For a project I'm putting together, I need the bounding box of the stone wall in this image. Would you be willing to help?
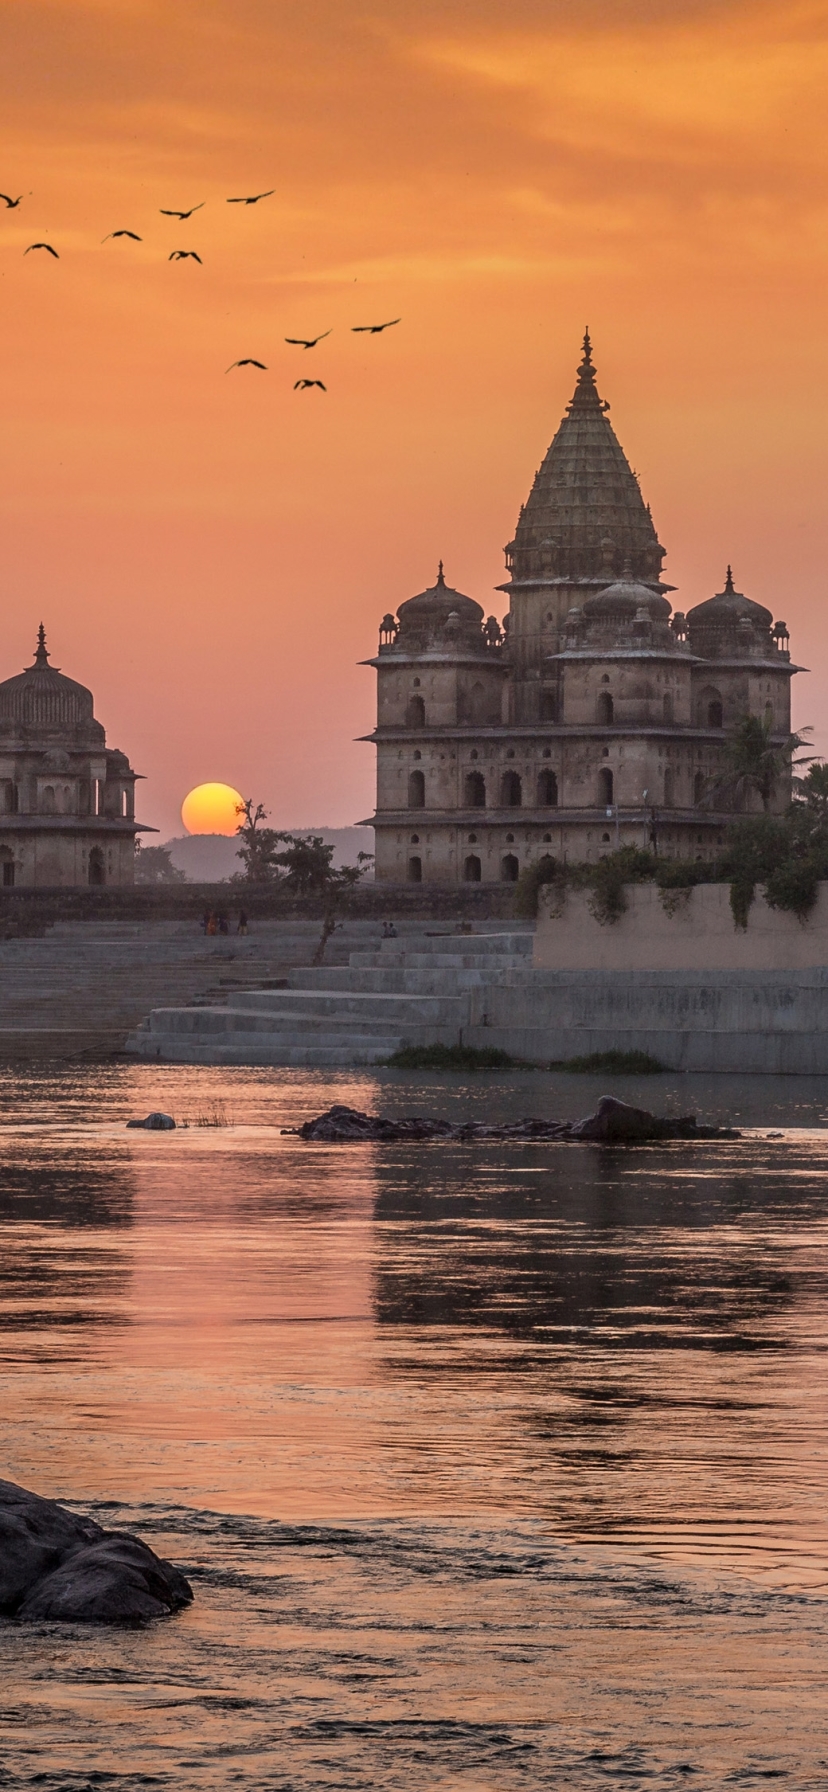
[534,880,828,971]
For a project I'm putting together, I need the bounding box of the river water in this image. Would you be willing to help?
[1,1064,827,1790]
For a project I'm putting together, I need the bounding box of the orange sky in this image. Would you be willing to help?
[1,0,827,839]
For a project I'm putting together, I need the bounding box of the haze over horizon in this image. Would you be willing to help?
[2,0,826,839]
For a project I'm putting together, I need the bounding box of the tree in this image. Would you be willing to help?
[233,798,284,883]
[134,842,187,884]
[793,760,828,821]
[709,715,811,814]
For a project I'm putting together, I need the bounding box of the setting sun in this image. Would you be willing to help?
[181,782,244,837]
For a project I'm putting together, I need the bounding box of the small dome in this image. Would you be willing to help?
[0,626,96,729]
[687,566,772,632]
[396,562,484,632]
[583,574,671,623]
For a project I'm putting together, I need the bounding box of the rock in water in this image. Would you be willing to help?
[126,1112,176,1130]
[285,1100,738,1144]
[0,1479,193,1623]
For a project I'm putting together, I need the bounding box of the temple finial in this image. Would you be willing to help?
[568,328,602,410]
[34,623,49,666]
[725,565,735,595]
[436,560,445,586]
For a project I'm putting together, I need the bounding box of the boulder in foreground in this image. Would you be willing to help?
[0,1479,193,1624]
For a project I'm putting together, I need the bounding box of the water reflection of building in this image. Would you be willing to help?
[363,334,798,884]
[0,626,147,886]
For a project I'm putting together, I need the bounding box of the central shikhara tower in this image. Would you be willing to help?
[362,334,797,885]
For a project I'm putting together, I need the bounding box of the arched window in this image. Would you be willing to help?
[406,694,425,727]
[663,768,674,807]
[694,771,706,805]
[597,690,614,725]
[501,854,519,883]
[464,771,486,808]
[42,785,56,814]
[537,769,558,807]
[500,770,522,807]
[0,846,14,888]
[407,770,425,808]
[663,692,674,722]
[598,766,614,806]
[540,692,556,722]
[88,847,105,886]
[463,854,482,882]
[407,856,422,883]
[699,686,724,729]
[0,780,17,815]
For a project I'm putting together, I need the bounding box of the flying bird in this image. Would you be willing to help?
[160,203,204,220]
[24,242,58,257]
[285,330,332,349]
[169,250,202,262]
[226,189,274,205]
[294,379,326,391]
[0,193,23,209]
[352,318,400,333]
[102,230,142,242]
[226,359,267,372]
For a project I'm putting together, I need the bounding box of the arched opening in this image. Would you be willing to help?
[1,781,17,815]
[407,770,425,808]
[501,853,519,883]
[463,854,482,882]
[663,692,674,722]
[464,771,486,808]
[537,769,558,807]
[693,771,706,805]
[468,681,488,723]
[41,785,56,814]
[598,767,614,806]
[0,847,14,888]
[406,694,425,727]
[597,690,614,725]
[500,770,522,807]
[663,768,675,807]
[540,692,556,722]
[88,847,105,887]
[407,855,422,883]
[699,686,724,729]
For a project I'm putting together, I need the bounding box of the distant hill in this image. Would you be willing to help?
[163,828,375,883]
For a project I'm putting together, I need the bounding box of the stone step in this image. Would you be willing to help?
[228,988,467,1023]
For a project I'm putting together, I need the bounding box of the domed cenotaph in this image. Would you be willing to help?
[361,333,799,886]
[0,626,147,887]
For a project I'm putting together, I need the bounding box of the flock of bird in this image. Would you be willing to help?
[2,186,401,392]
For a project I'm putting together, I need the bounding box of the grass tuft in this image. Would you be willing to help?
[548,1050,667,1074]
[385,1044,521,1071]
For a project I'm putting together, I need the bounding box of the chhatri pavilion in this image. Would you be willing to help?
[361,333,798,886]
[0,626,146,887]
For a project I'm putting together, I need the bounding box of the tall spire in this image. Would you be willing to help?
[34,623,49,667]
[436,560,445,586]
[724,565,735,595]
[506,332,665,587]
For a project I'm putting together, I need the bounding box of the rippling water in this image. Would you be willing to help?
[1,1064,827,1789]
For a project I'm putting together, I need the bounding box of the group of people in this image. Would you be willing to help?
[381,919,398,938]
[200,910,249,936]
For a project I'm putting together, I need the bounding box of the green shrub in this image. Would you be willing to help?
[384,1044,522,1070]
[548,1049,667,1074]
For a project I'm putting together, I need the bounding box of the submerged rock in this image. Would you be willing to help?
[126,1112,176,1130]
[0,1479,193,1624]
[285,1099,739,1144]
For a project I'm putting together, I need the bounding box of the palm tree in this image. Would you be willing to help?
[706,715,811,814]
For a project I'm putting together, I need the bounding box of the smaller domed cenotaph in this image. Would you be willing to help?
[0,626,148,887]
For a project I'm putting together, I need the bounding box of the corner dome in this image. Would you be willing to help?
[687,566,772,632]
[0,626,96,729]
[396,563,483,630]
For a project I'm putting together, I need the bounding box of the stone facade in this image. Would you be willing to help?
[0,626,147,887]
[362,334,797,885]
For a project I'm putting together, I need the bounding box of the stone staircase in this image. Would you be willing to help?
[125,927,535,1065]
[0,918,399,1058]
